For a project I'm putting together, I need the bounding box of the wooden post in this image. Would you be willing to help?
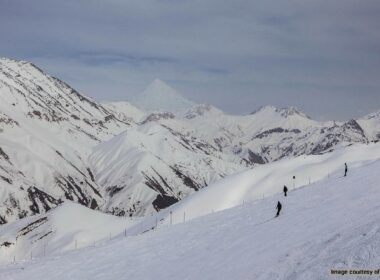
[170,211,173,225]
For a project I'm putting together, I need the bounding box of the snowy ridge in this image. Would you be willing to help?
[147,104,373,164]
[1,146,380,279]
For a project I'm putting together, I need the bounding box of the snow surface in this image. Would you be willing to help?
[0,202,137,265]
[1,146,380,279]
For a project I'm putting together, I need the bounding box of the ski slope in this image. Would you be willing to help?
[1,148,380,279]
[136,142,380,229]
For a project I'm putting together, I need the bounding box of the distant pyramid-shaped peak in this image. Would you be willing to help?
[131,79,196,113]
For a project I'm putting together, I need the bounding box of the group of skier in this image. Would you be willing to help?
[275,163,348,218]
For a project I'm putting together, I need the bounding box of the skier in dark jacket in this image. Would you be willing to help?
[275,201,282,217]
[283,185,288,197]
[344,163,348,177]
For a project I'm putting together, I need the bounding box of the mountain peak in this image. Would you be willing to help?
[130,79,196,113]
[184,104,224,119]
[250,105,311,119]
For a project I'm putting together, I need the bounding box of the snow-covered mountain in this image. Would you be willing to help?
[357,110,380,141]
[0,58,246,223]
[145,104,373,164]
[1,57,380,225]
[88,122,245,216]
[0,58,130,223]
[130,79,196,113]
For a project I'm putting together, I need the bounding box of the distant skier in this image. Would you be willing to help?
[275,201,282,217]
[344,163,348,177]
[283,185,288,197]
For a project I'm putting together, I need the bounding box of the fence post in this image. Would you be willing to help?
[170,211,173,225]
[31,251,33,260]
[13,256,15,264]
[183,212,186,223]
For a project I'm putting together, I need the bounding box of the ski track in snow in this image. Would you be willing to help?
[1,159,380,279]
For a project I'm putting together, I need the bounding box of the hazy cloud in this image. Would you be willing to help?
[0,0,379,120]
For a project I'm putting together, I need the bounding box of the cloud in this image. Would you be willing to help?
[0,0,379,120]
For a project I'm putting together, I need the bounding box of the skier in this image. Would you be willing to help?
[283,185,288,197]
[344,163,348,177]
[275,201,282,217]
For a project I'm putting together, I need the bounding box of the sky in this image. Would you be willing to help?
[0,0,379,120]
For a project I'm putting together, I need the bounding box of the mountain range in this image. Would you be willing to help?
[0,57,379,224]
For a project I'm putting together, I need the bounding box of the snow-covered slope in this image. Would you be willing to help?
[130,79,196,113]
[2,151,380,279]
[102,101,146,123]
[88,122,246,216]
[357,110,380,141]
[154,142,380,224]
[0,202,136,264]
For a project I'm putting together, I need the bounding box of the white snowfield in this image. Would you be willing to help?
[1,143,380,279]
